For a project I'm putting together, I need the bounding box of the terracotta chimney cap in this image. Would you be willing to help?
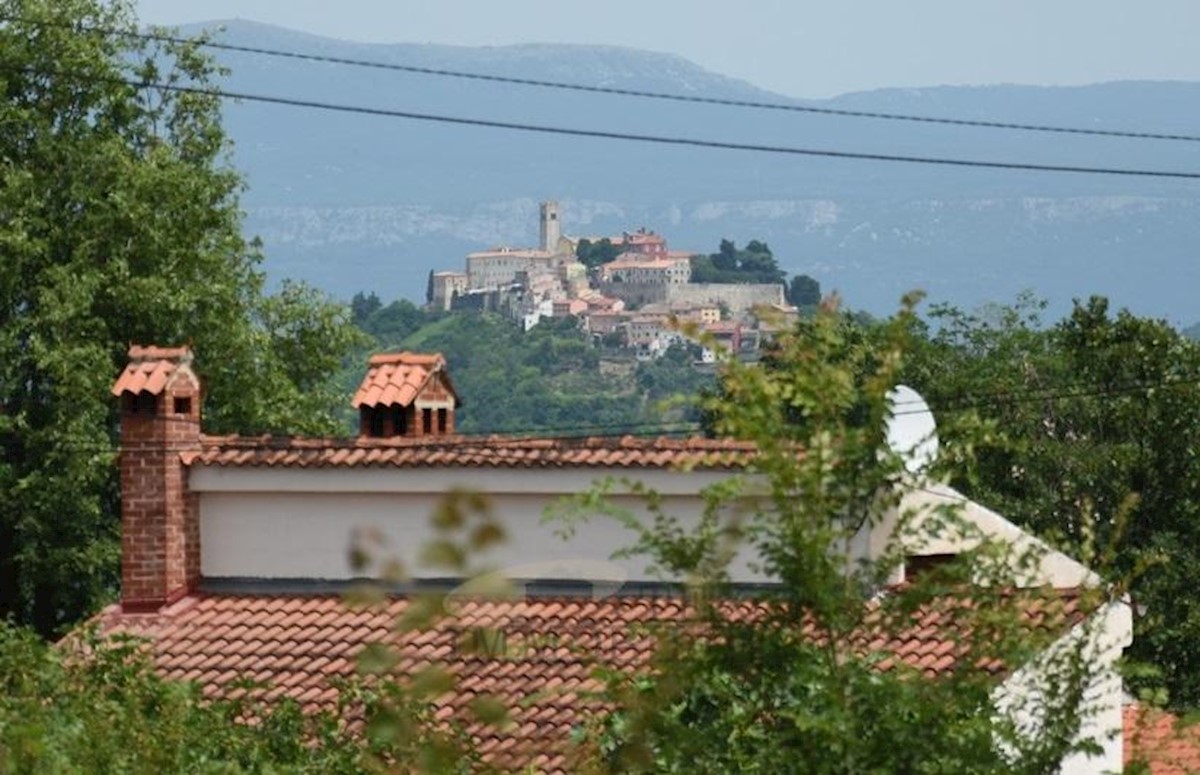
[353,351,457,409]
[112,344,197,397]
[366,351,445,368]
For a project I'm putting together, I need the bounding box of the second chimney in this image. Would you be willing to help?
[352,352,460,438]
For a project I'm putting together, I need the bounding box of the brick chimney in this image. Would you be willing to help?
[353,352,459,438]
[112,345,202,612]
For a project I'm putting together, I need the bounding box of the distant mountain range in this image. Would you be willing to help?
[184,20,1200,324]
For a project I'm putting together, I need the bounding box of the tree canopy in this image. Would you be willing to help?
[350,302,711,435]
[0,0,362,635]
[689,238,786,285]
[900,295,1200,710]
[546,296,1116,772]
[576,238,622,268]
[787,273,822,308]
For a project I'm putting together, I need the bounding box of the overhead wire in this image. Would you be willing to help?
[4,13,1200,144]
[891,370,1200,416]
[1,21,1198,177]
[82,76,1200,180]
[41,366,1196,454]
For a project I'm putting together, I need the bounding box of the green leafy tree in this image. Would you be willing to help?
[556,296,1115,772]
[0,621,372,773]
[787,273,822,308]
[576,238,622,268]
[712,238,739,271]
[0,0,363,635]
[690,238,786,285]
[903,295,1200,709]
[351,290,383,326]
[0,617,493,773]
[358,298,434,344]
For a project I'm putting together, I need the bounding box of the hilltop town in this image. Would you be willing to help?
[426,202,805,360]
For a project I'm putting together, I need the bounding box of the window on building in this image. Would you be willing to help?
[904,553,959,582]
[422,408,432,434]
[123,392,158,415]
[369,408,385,437]
[437,408,448,433]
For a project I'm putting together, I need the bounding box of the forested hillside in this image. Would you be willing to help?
[346,295,713,435]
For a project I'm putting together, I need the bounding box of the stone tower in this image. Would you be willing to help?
[539,200,561,252]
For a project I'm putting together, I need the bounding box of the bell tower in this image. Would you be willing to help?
[539,200,561,252]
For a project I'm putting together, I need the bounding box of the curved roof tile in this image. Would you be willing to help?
[190,434,758,471]
[97,590,1085,774]
[352,351,459,409]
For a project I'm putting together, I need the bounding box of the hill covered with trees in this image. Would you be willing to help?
[347,295,713,436]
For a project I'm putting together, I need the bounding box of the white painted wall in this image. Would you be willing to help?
[193,466,757,583]
[898,483,1099,587]
[193,467,1099,590]
[995,600,1133,774]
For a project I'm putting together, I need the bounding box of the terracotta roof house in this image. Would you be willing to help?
[98,345,1133,773]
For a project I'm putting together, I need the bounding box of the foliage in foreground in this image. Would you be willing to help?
[0,621,359,773]
[553,295,1118,773]
[0,619,490,774]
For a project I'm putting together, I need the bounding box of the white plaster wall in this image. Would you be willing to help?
[995,600,1133,774]
[896,483,1098,588]
[193,466,765,583]
[193,468,1097,590]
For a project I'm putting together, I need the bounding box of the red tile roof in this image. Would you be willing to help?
[111,344,196,396]
[184,434,757,471]
[351,351,454,409]
[619,232,665,246]
[97,590,1086,773]
[1125,704,1200,774]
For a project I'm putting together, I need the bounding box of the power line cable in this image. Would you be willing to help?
[34,367,1200,454]
[79,369,1200,448]
[94,76,1200,180]
[892,373,1200,416]
[4,56,1198,178]
[6,13,1200,144]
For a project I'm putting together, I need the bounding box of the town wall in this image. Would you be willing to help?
[665,284,785,316]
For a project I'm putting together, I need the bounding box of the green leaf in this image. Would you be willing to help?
[469,694,511,728]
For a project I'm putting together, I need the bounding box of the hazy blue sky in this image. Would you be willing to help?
[135,0,1200,98]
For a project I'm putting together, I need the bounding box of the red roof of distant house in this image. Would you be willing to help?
[96,590,1086,773]
[584,295,623,311]
[351,351,454,409]
[184,434,756,471]
[1124,705,1200,774]
[603,253,682,271]
[703,321,742,335]
[620,232,665,245]
[111,344,195,396]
